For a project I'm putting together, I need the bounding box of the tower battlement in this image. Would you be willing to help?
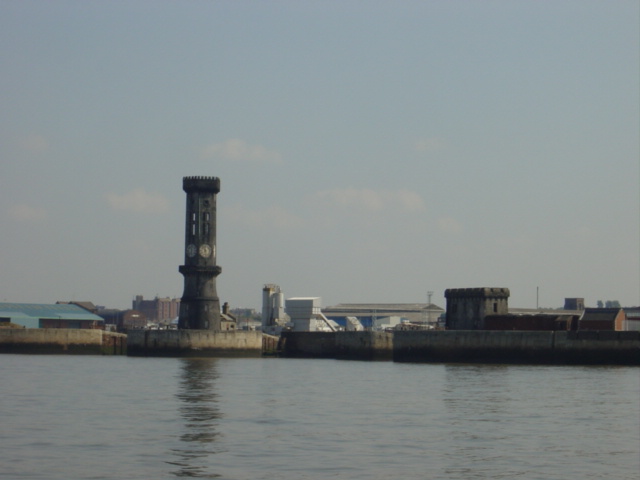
[183,176,220,193]
[445,288,510,299]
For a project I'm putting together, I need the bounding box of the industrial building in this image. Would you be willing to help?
[323,303,445,330]
[286,297,338,332]
[579,308,627,331]
[624,307,640,330]
[261,284,288,333]
[0,303,104,329]
[484,314,579,331]
[260,283,637,334]
[261,284,445,332]
[98,309,147,331]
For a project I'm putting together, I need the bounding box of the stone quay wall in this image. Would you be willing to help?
[127,329,263,357]
[0,329,127,355]
[277,331,337,359]
[281,330,640,365]
[335,331,393,360]
[394,330,554,364]
[279,331,393,360]
[552,330,640,365]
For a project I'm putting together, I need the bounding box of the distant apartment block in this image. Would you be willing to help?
[98,309,147,331]
[132,295,180,323]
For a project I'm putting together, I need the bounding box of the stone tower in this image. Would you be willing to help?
[178,176,222,330]
[445,287,510,330]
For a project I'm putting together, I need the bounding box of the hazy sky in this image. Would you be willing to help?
[1,1,638,312]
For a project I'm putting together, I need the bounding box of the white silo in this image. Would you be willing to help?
[274,291,285,322]
[262,284,277,329]
[262,284,289,332]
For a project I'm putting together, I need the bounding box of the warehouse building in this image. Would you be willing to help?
[323,303,445,330]
[0,303,104,329]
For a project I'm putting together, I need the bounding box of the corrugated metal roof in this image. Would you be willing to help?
[0,311,32,321]
[581,308,623,322]
[326,303,444,312]
[0,303,104,321]
[509,308,583,316]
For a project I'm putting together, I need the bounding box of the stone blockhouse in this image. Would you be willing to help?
[445,288,510,330]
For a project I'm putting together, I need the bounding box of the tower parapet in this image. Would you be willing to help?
[182,176,220,193]
[445,288,510,299]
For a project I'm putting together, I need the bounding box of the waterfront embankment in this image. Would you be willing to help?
[3,328,639,364]
[126,329,263,357]
[0,328,126,355]
[280,330,640,365]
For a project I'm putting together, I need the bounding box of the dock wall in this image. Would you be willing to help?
[552,331,640,364]
[393,330,555,363]
[0,329,127,355]
[278,331,337,358]
[281,330,640,365]
[4,328,637,363]
[278,331,393,360]
[127,330,263,357]
[336,331,393,360]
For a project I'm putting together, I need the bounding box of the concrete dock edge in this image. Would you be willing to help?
[280,330,640,365]
[126,329,263,357]
[0,329,126,355]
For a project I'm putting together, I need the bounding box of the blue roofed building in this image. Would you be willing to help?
[0,303,104,329]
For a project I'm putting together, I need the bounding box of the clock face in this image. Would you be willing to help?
[199,244,212,258]
[186,244,197,257]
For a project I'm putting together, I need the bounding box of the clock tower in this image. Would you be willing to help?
[178,176,222,330]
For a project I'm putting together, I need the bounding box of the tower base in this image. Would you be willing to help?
[126,330,263,357]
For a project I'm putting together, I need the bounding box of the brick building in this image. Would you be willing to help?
[579,308,626,331]
[98,309,147,331]
[132,295,180,323]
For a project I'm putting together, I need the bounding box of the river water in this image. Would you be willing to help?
[1,355,638,479]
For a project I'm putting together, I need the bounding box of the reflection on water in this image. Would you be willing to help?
[168,358,221,478]
[1,356,637,480]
